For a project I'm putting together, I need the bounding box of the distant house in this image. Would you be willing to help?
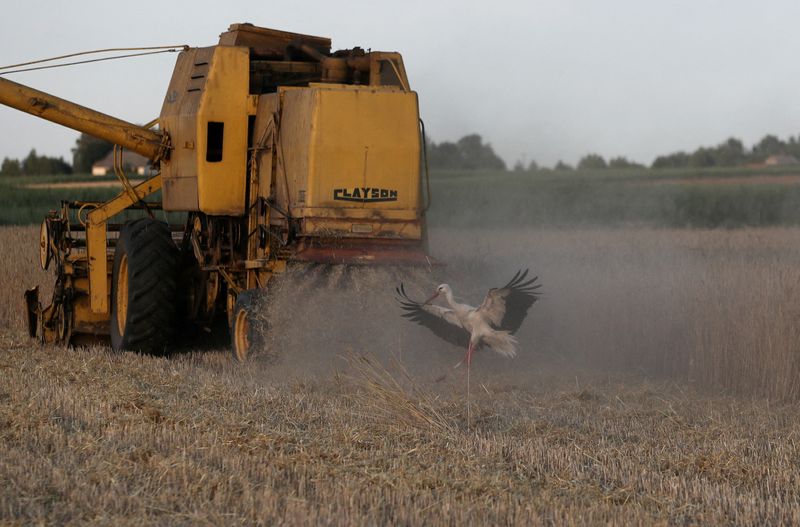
[91,150,151,176]
[764,154,800,167]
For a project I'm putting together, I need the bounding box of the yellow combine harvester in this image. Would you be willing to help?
[0,24,430,360]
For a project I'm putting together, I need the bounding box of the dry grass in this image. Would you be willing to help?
[2,342,800,525]
[3,225,800,524]
[0,226,51,331]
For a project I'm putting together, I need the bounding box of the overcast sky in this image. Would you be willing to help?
[2,0,800,167]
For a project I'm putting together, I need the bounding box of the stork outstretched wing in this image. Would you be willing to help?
[395,283,470,348]
[477,269,541,333]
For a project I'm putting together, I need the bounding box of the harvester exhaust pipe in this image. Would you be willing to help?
[0,76,168,162]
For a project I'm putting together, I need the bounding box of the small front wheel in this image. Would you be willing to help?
[231,290,263,362]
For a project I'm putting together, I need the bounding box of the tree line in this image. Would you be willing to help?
[427,135,647,172]
[3,133,509,175]
[548,134,800,172]
[1,149,72,176]
[430,133,800,172]
[4,131,800,176]
[0,134,115,176]
[427,134,507,170]
[650,135,799,169]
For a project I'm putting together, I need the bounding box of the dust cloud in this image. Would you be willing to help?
[250,263,456,382]
[244,224,800,397]
[246,227,688,384]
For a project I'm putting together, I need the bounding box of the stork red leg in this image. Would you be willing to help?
[455,343,476,370]
[466,342,475,367]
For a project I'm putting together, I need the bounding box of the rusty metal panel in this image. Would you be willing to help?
[159,46,251,214]
[301,217,422,239]
[292,239,434,266]
[159,47,208,211]
[308,86,420,214]
[219,23,331,57]
[275,84,422,241]
[72,293,110,336]
[195,46,251,215]
[368,52,411,89]
[276,87,316,210]
[253,93,279,202]
[162,176,199,211]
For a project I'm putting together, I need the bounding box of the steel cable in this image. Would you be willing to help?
[0,45,188,75]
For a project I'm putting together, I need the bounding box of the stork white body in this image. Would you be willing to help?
[397,270,541,367]
[432,284,519,362]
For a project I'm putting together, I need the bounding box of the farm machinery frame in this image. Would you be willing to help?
[2,23,431,359]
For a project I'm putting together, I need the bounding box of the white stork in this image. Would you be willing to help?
[396,270,541,367]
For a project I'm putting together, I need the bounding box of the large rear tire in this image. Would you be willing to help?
[110,218,179,354]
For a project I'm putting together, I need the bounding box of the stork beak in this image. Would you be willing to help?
[423,292,439,305]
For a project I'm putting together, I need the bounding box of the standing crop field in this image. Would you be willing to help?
[5,166,800,228]
[429,166,800,229]
[3,224,800,524]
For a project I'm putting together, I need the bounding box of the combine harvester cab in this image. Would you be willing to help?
[1,23,432,360]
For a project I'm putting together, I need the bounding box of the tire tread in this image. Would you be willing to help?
[110,218,179,354]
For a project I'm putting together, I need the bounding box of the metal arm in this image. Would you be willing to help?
[0,76,167,162]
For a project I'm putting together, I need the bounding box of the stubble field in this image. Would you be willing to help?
[2,224,800,525]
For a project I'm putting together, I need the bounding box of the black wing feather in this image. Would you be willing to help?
[497,269,542,333]
[395,283,470,348]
